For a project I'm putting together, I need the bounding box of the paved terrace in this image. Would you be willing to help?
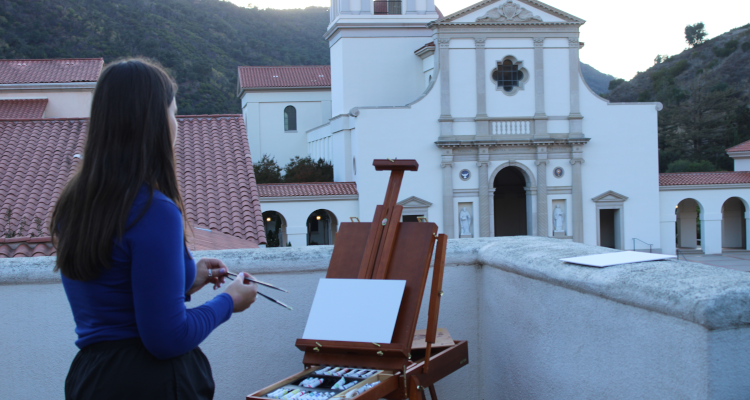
[2,237,750,399]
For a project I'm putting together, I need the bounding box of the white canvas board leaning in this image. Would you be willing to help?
[302,278,406,343]
[561,251,676,268]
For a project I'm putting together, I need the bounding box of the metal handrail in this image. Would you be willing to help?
[675,249,689,261]
[632,238,653,253]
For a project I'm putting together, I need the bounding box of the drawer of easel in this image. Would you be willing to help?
[246,367,397,400]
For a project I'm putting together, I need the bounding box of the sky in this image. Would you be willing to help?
[228,0,749,80]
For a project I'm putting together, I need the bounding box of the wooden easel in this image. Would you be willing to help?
[248,160,468,400]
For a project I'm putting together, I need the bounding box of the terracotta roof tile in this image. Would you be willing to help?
[659,172,750,186]
[0,99,48,118]
[726,139,750,153]
[0,59,103,84]
[175,115,266,245]
[258,182,357,197]
[238,66,330,89]
[0,114,266,257]
[187,227,258,252]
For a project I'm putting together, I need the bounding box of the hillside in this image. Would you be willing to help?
[607,24,750,172]
[0,0,330,115]
[580,62,615,95]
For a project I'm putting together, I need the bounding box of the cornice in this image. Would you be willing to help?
[429,0,585,27]
[324,21,434,41]
[0,82,96,91]
[259,195,359,203]
[435,137,589,148]
[660,183,750,191]
[727,151,750,159]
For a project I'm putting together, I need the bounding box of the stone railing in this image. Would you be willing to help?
[307,122,332,163]
[491,119,533,135]
[2,237,749,399]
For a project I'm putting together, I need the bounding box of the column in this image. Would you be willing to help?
[475,37,489,137]
[702,212,723,254]
[441,154,455,238]
[438,38,453,137]
[570,158,584,243]
[568,38,583,137]
[536,147,548,237]
[746,212,750,250]
[533,37,548,138]
[478,148,490,237]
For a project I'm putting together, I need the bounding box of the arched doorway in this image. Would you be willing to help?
[493,167,528,236]
[307,209,338,245]
[722,197,747,249]
[676,198,702,251]
[262,211,287,247]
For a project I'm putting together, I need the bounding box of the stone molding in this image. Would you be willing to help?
[474,37,487,46]
[259,195,358,203]
[591,190,629,203]
[569,158,584,165]
[533,37,544,46]
[441,161,455,168]
[491,55,529,96]
[437,38,451,48]
[430,0,585,26]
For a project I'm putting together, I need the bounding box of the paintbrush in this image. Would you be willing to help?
[225,272,289,293]
[224,273,293,311]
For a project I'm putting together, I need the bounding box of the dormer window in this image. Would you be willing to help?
[491,57,528,95]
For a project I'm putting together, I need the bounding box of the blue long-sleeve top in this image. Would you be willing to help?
[62,185,234,360]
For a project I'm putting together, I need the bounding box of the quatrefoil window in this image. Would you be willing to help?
[491,57,528,95]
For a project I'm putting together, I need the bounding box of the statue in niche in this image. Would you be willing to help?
[553,204,565,233]
[459,207,472,237]
[476,0,543,22]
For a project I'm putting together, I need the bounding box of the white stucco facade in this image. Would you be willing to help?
[245,0,670,251]
[0,83,96,118]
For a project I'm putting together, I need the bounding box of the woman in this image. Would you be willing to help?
[52,58,258,400]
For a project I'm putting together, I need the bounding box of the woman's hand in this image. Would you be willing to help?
[224,272,258,313]
[187,258,228,296]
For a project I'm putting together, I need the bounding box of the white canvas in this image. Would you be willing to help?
[561,251,676,268]
[302,278,406,343]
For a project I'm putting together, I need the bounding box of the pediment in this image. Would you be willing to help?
[398,196,433,208]
[435,0,584,25]
[592,191,629,203]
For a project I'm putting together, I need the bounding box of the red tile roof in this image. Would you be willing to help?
[0,58,103,84]
[187,227,259,252]
[0,115,265,257]
[175,115,265,246]
[726,139,750,153]
[238,65,331,89]
[659,172,750,186]
[0,237,55,258]
[0,99,48,118]
[258,182,357,197]
[414,42,435,54]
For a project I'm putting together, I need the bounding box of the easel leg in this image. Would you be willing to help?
[428,385,438,400]
[409,376,423,400]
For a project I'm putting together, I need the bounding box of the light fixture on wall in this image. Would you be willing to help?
[316,215,321,220]
[266,217,271,222]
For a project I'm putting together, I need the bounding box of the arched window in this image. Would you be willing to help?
[284,106,297,131]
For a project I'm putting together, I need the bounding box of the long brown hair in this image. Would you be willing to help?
[52,58,187,281]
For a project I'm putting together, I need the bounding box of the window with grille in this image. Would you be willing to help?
[284,106,297,131]
[491,58,527,94]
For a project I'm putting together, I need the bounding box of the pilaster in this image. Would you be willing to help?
[535,146,549,237]
[406,0,416,14]
[475,37,490,138]
[438,38,453,138]
[570,157,584,243]
[360,0,371,14]
[478,147,491,237]
[441,152,455,238]
[533,37,548,139]
[568,38,583,138]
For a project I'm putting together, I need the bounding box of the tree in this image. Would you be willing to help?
[608,78,625,91]
[666,159,717,172]
[685,22,708,47]
[654,54,663,64]
[283,156,334,183]
[253,154,283,184]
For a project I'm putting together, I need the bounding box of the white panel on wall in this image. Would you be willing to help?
[547,120,569,134]
[544,38,569,48]
[450,49,477,118]
[543,48,570,116]
[452,121,476,136]
[485,49,535,117]
[485,38,533,48]
[450,38,475,49]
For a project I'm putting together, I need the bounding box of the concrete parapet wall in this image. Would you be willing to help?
[1,237,749,399]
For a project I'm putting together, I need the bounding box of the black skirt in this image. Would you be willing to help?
[65,338,215,400]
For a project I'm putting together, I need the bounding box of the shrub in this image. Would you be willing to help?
[713,40,739,57]
[283,156,333,183]
[667,159,717,173]
[743,42,750,52]
[253,154,283,184]
[608,78,625,91]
